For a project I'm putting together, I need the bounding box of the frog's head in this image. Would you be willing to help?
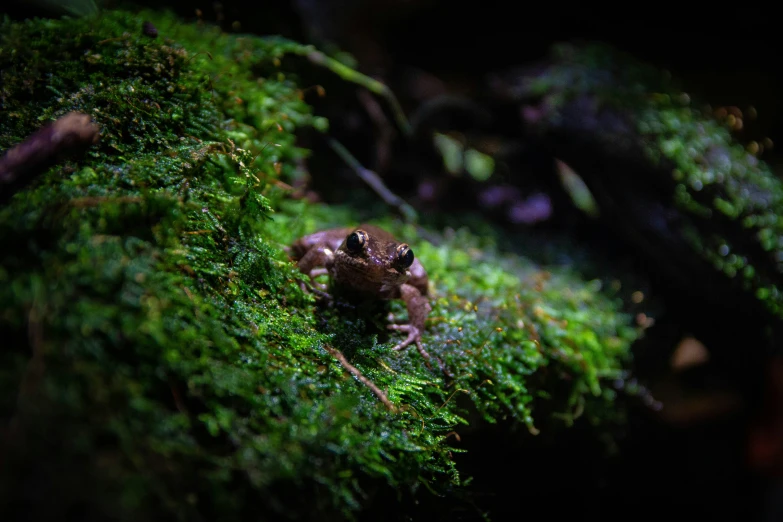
[334,224,414,287]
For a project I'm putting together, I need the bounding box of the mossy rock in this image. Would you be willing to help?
[0,11,640,520]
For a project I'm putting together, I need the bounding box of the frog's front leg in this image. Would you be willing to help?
[387,283,432,357]
[295,243,334,293]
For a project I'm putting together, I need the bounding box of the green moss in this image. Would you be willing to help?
[0,12,639,520]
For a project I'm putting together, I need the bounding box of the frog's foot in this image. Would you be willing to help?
[299,275,332,302]
[388,324,432,360]
[388,323,420,350]
[298,268,330,294]
[299,280,330,296]
[388,324,452,378]
[310,286,333,302]
[311,282,329,293]
[309,268,329,292]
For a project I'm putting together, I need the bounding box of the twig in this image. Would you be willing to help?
[0,112,100,204]
[323,344,397,413]
[301,49,411,137]
[327,138,418,223]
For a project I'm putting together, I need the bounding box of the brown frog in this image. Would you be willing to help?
[291,224,433,361]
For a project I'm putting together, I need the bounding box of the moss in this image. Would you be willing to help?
[507,42,783,323]
[0,11,639,521]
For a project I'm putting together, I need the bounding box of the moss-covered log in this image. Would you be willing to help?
[0,12,639,520]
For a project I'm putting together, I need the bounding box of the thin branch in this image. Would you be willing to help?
[302,49,411,137]
[323,344,397,413]
[0,112,100,204]
[327,138,418,223]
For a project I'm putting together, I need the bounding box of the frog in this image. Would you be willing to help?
[291,224,433,362]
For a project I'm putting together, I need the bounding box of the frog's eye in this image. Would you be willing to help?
[346,229,368,253]
[396,244,414,269]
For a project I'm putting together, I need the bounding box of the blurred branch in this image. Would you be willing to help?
[0,112,100,203]
[302,49,412,137]
[327,138,418,223]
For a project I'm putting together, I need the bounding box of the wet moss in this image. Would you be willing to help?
[0,12,639,521]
